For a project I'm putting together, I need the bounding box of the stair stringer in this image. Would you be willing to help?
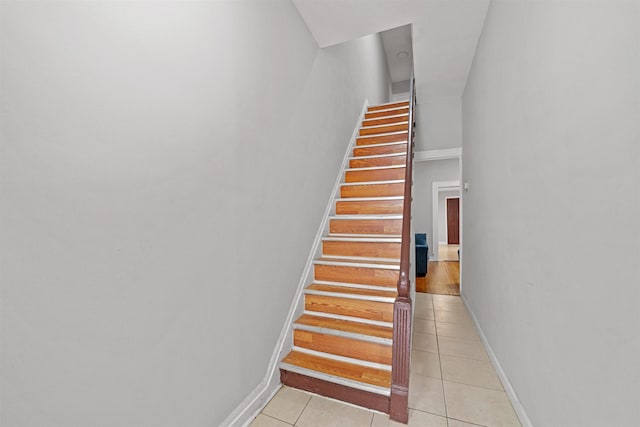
[220,99,369,427]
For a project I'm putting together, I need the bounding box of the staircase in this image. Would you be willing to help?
[279,99,415,421]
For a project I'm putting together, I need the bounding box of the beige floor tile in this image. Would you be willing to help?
[250,414,292,427]
[415,303,435,320]
[433,302,469,313]
[437,336,489,361]
[372,409,447,426]
[447,418,484,427]
[411,349,441,379]
[412,331,438,353]
[408,374,446,416]
[415,292,434,304]
[440,355,503,391]
[434,309,474,326]
[443,381,520,427]
[433,294,463,304]
[436,322,480,342]
[262,387,311,424]
[414,318,437,334]
[295,395,373,427]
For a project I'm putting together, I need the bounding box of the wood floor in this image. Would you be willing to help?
[438,244,460,261]
[416,261,460,295]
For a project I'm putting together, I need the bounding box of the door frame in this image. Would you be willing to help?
[432,181,460,261]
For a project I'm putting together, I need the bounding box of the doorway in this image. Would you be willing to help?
[416,180,461,295]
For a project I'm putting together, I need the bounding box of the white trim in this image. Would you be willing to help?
[336,196,403,201]
[360,121,408,131]
[363,113,409,123]
[360,122,409,130]
[293,323,392,345]
[292,346,391,371]
[313,259,399,270]
[313,280,397,292]
[236,386,281,427]
[304,288,396,303]
[415,147,462,162]
[341,179,404,186]
[304,310,393,328]
[461,296,534,427]
[349,152,405,160]
[322,236,401,243]
[346,165,405,172]
[329,214,402,220]
[357,130,407,139]
[431,181,460,261]
[328,233,401,238]
[320,255,401,263]
[355,140,407,149]
[220,99,369,427]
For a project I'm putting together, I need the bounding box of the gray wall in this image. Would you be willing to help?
[461,2,640,426]
[0,1,390,426]
[413,159,460,259]
[414,97,462,151]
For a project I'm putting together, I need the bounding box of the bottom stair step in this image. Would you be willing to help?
[281,351,391,392]
[280,350,391,413]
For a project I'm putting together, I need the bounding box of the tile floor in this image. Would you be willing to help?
[250,294,520,427]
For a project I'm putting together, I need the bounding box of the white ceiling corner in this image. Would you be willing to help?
[292,0,490,100]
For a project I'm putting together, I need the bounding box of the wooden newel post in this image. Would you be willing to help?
[390,294,411,423]
[390,70,415,424]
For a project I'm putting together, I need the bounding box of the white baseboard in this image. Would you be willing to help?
[461,295,533,427]
[220,99,369,427]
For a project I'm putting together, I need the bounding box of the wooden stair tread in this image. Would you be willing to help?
[363,115,409,127]
[317,257,400,266]
[356,133,408,145]
[368,101,409,112]
[360,123,408,136]
[282,351,391,389]
[365,107,409,119]
[353,143,407,157]
[295,314,393,340]
[336,199,404,215]
[307,283,397,299]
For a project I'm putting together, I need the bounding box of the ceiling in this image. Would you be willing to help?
[292,0,490,99]
[380,25,413,83]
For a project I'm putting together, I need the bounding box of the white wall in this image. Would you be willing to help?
[414,97,462,151]
[438,191,459,244]
[0,2,390,426]
[461,2,640,426]
[412,159,460,259]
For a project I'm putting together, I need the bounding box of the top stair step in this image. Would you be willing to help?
[367,101,410,112]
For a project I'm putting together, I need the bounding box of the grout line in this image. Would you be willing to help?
[447,416,488,427]
[293,391,312,426]
[438,377,505,393]
[433,296,449,420]
[261,413,294,426]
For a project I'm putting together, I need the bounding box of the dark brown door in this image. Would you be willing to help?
[447,198,460,244]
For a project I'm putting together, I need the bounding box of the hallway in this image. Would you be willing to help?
[250,293,519,426]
